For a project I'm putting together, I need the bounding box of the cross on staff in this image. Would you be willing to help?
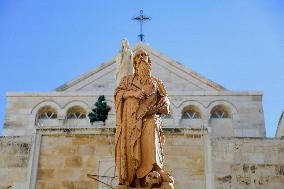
[132,10,151,42]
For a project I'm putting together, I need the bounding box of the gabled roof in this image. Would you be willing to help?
[56,42,226,92]
[56,59,115,91]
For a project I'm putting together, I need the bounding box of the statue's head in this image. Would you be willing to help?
[121,38,129,49]
[133,50,152,84]
[145,171,162,188]
[133,50,151,69]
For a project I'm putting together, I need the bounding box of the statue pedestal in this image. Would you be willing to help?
[114,186,161,189]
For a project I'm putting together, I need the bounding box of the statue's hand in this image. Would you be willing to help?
[157,97,169,108]
[146,105,159,116]
[133,90,146,99]
[123,90,146,99]
[157,97,170,115]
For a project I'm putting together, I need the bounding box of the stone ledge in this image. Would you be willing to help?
[35,127,208,136]
[6,91,263,97]
[213,136,284,141]
[114,186,161,189]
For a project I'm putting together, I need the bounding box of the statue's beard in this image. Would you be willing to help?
[136,62,151,85]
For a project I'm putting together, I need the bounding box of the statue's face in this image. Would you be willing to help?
[134,50,152,79]
[134,50,150,66]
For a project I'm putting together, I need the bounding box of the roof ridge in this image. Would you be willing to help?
[55,59,115,91]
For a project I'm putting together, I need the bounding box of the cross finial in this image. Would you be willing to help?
[132,10,151,42]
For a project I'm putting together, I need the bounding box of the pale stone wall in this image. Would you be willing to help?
[36,134,110,189]
[35,128,205,189]
[0,136,32,189]
[164,130,206,189]
[212,137,284,189]
[4,91,265,138]
[173,93,265,137]
[3,94,116,136]
[1,130,284,189]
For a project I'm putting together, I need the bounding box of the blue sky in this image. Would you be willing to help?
[0,0,283,137]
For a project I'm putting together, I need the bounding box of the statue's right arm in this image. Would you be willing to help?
[123,91,135,99]
[123,90,145,99]
[116,76,145,100]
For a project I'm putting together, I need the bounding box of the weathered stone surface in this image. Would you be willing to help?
[0,127,283,189]
[1,128,283,189]
[34,130,205,189]
[36,135,104,188]
[213,138,284,189]
[37,169,55,180]
[65,156,83,168]
[0,136,32,189]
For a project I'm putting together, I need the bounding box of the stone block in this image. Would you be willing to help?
[53,168,82,181]
[82,156,97,168]
[36,181,61,189]
[57,144,78,156]
[61,181,97,189]
[77,145,95,156]
[38,156,65,169]
[37,169,54,180]
[65,156,83,168]
[72,136,91,145]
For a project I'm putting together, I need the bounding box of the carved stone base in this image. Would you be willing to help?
[114,170,174,189]
[114,183,174,189]
[114,186,161,189]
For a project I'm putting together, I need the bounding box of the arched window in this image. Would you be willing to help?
[210,105,231,119]
[67,106,87,119]
[37,106,57,119]
[182,106,201,119]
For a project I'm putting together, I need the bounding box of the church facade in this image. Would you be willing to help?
[1,43,283,189]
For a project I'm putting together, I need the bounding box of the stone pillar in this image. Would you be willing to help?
[26,131,42,189]
[204,126,215,189]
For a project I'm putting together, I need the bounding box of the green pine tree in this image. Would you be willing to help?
[88,95,111,125]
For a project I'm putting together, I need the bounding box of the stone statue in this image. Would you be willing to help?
[114,50,174,188]
[115,38,134,85]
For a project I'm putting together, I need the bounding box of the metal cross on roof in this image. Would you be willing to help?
[132,10,151,42]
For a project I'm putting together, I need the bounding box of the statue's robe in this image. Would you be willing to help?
[114,75,170,186]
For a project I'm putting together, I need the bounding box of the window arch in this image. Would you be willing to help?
[66,106,87,119]
[182,105,201,119]
[210,105,231,119]
[37,106,57,119]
